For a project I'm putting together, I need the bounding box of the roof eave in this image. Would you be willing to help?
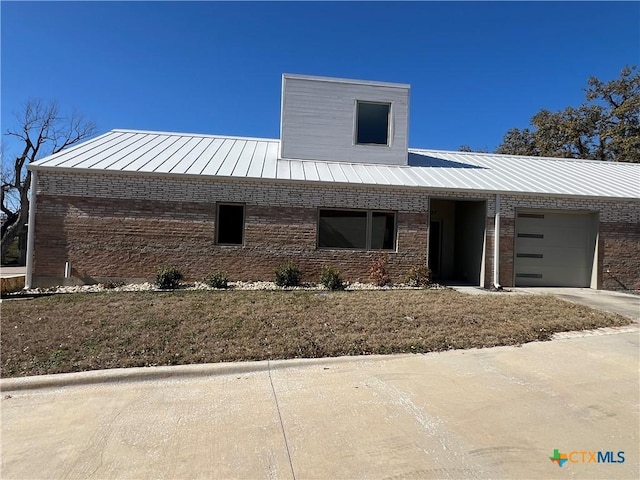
[28,164,640,202]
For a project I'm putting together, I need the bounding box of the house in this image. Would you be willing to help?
[26,74,640,290]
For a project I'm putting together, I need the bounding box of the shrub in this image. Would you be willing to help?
[369,253,390,287]
[319,264,344,291]
[155,266,183,289]
[405,264,432,287]
[204,271,229,289]
[274,261,301,287]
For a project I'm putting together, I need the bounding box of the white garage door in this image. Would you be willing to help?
[514,211,596,287]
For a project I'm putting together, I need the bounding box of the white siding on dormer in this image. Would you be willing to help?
[280,75,410,165]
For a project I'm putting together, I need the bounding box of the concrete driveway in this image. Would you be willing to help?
[2,329,638,480]
[517,287,640,321]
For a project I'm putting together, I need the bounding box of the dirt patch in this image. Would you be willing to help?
[1,289,630,377]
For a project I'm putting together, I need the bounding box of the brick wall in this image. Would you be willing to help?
[32,171,639,290]
[599,222,640,290]
[33,173,430,285]
[493,195,640,289]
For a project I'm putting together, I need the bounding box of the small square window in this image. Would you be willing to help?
[216,204,244,245]
[356,102,390,145]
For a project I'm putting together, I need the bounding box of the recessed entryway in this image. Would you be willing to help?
[429,199,487,286]
[514,210,598,287]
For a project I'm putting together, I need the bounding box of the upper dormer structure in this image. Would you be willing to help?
[279,74,410,166]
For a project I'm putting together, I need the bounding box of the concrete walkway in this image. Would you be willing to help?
[0,266,26,295]
[0,266,26,278]
[2,331,638,479]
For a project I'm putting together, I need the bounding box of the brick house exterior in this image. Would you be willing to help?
[27,74,640,290]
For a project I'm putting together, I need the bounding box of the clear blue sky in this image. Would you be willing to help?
[2,1,639,159]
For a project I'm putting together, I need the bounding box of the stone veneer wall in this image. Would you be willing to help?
[32,171,640,290]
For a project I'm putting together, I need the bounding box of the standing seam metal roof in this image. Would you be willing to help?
[29,129,640,199]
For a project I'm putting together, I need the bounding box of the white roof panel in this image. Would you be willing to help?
[261,143,279,179]
[327,163,348,183]
[315,161,334,182]
[154,137,204,174]
[29,128,640,199]
[246,142,267,178]
[200,139,236,176]
[185,138,224,175]
[302,160,319,181]
[232,140,258,177]
[290,159,306,181]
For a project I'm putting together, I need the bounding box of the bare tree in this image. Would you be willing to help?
[1,99,96,264]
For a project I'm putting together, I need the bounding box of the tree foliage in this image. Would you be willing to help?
[496,66,639,162]
[1,100,96,263]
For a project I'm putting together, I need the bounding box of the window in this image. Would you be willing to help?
[371,212,395,250]
[356,101,390,145]
[318,209,396,250]
[216,204,244,245]
[318,210,367,249]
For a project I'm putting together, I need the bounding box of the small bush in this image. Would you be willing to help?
[370,253,390,287]
[405,264,431,287]
[319,264,344,291]
[155,266,183,289]
[274,261,302,287]
[205,271,229,289]
[100,280,125,290]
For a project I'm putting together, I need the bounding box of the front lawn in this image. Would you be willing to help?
[0,289,630,377]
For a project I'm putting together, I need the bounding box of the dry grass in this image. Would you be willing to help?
[1,289,630,377]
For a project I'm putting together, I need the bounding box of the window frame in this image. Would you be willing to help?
[317,208,397,251]
[354,101,392,147]
[215,203,245,246]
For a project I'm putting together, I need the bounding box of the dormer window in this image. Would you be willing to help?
[356,101,390,145]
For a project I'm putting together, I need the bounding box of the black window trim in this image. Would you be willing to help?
[316,208,397,251]
[215,202,245,246]
[354,100,392,147]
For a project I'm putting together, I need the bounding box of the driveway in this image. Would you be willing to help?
[517,287,640,321]
[2,330,638,479]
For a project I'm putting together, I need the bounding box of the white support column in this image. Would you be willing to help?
[25,170,37,289]
[493,194,501,289]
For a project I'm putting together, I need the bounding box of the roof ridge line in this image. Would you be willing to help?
[111,128,280,143]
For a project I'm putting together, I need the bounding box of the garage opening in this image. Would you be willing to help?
[514,210,598,287]
[429,199,487,286]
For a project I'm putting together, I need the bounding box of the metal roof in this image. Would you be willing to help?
[30,129,640,199]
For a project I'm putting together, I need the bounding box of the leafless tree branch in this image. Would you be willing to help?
[2,99,96,264]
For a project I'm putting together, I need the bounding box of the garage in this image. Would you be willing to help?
[514,210,598,287]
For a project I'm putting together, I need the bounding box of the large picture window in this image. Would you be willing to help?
[318,209,396,250]
[216,204,244,245]
[356,101,390,145]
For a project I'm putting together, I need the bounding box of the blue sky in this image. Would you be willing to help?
[2,1,639,160]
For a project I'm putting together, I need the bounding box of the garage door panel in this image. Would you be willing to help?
[515,267,590,287]
[542,229,589,247]
[515,211,596,288]
[516,247,587,266]
[543,214,586,228]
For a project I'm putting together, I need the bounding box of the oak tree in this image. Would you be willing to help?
[496,66,639,162]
